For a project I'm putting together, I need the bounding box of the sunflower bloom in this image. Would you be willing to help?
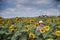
[7,19,11,24]
[30,19,35,24]
[9,25,15,29]
[0,16,2,20]
[25,25,30,31]
[0,21,4,26]
[45,26,50,31]
[0,22,2,26]
[47,38,54,40]
[55,30,60,36]
[40,28,45,33]
[46,19,51,23]
[15,16,19,22]
[10,29,16,33]
[29,33,36,39]
[34,23,39,28]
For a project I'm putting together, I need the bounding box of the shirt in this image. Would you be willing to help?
[35,26,44,35]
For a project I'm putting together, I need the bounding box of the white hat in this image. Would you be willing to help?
[39,21,44,23]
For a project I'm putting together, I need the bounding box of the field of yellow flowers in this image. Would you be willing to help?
[0,16,60,40]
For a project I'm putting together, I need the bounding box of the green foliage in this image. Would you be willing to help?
[0,16,60,40]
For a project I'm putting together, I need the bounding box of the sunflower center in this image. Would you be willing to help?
[41,30,44,32]
[31,21,33,22]
[30,35,33,38]
[57,32,60,34]
[46,27,48,29]
[26,27,28,29]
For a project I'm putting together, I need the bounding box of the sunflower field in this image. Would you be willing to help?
[0,16,60,40]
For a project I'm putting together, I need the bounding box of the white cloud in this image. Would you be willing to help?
[3,8,16,14]
[32,0,53,5]
[57,4,60,8]
[46,8,60,16]
[0,0,60,18]
[16,0,29,3]
[18,0,53,5]
[2,7,60,18]
[1,4,60,18]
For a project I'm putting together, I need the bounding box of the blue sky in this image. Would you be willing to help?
[0,0,60,18]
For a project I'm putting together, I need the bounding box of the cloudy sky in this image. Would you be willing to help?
[0,0,60,18]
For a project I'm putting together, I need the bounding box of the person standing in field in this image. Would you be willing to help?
[36,21,45,40]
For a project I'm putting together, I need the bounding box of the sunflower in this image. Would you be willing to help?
[55,30,60,36]
[15,16,19,22]
[10,29,16,33]
[0,16,2,20]
[30,19,35,24]
[0,22,2,26]
[0,21,4,26]
[9,25,15,29]
[7,19,11,24]
[34,23,39,28]
[40,28,45,33]
[25,25,30,31]
[47,38,54,40]
[29,33,36,39]
[45,26,50,31]
[46,18,51,23]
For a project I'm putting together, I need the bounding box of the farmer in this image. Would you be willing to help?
[36,20,45,40]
